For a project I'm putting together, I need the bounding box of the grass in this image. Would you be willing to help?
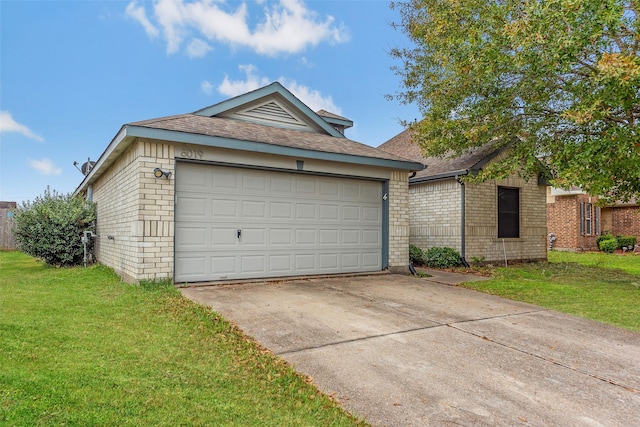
[457,251,640,332]
[0,251,365,426]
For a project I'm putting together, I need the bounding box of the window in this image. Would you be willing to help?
[580,202,600,236]
[498,187,520,238]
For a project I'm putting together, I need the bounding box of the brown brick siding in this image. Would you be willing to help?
[610,206,640,238]
[547,190,638,250]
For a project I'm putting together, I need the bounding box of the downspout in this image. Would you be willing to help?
[87,184,93,202]
[456,175,469,267]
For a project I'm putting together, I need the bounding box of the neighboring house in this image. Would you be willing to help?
[379,129,548,264]
[547,187,639,250]
[74,83,423,283]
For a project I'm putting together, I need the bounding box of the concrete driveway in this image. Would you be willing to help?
[181,272,640,426]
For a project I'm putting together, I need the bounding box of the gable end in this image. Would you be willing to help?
[223,99,313,131]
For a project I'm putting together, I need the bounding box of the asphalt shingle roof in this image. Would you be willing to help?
[378,128,499,181]
[129,113,418,164]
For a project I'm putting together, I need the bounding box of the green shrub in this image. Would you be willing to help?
[424,247,462,268]
[616,235,637,249]
[598,237,618,254]
[409,244,425,265]
[12,187,96,266]
[596,232,613,247]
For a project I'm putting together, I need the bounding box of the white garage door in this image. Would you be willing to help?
[175,162,383,282]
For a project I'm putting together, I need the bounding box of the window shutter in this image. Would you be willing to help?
[579,202,585,236]
[595,207,600,236]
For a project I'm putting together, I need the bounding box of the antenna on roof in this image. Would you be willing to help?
[73,158,95,175]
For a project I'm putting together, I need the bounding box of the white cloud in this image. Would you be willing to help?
[217,65,341,115]
[126,0,349,57]
[0,111,44,142]
[217,64,270,97]
[186,38,212,58]
[125,1,160,38]
[279,78,341,114]
[29,158,62,176]
[200,80,214,95]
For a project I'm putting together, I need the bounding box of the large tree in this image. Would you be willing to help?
[390,0,639,202]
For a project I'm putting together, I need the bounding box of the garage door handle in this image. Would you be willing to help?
[237,229,241,239]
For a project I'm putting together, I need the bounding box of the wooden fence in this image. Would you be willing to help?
[0,202,17,250]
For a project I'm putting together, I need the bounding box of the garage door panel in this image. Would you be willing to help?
[319,229,339,245]
[363,207,380,222]
[342,206,360,221]
[175,163,383,282]
[295,203,316,220]
[295,229,316,245]
[270,202,293,219]
[342,229,360,245]
[271,175,293,192]
[319,254,339,269]
[177,197,207,218]
[363,229,381,245]
[241,255,266,273]
[295,254,316,271]
[211,228,237,246]
[175,226,208,249]
[242,200,266,218]
[270,228,292,245]
[242,173,266,191]
[211,256,237,275]
[319,204,339,220]
[212,170,239,189]
[269,254,292,272]
[363,252,381,268]
[241,228,266,246]
[296,177,316,194]
[342,253,359,268]
[212,199,238,218]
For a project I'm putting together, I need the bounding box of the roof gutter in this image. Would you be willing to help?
[410,169,469,184]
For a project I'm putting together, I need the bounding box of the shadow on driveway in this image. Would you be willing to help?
[182,273,640,426]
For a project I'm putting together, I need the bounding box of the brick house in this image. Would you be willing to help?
[379,129,548,264]
[546,187,639,250]
[74,83,423,283]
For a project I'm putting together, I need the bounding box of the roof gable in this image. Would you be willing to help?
[378,128,503,182]
[194,82,344,138]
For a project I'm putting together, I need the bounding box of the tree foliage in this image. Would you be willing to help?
[390,0,640,202]
[12,187,96,267]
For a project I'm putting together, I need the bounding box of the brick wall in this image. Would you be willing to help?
[409,179,462,252]
[409,175,546,263]
[610,206,640,238]
[547,191,601,250]
[465,176,547,262]
[388,170,410,273]
[92,139,175,282]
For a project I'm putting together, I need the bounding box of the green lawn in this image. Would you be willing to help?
[0,251,365,426]
[458,251,640,332]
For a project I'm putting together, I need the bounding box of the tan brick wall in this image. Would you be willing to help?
[465,176,547,262]
[409,175,547,263]
[409,179,462,252]
[388,170,410,272]
[92,139,175,282]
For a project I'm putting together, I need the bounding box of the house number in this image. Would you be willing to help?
[180,147,203,159]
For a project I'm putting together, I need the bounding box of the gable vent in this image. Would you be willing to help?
[233,101,310,130]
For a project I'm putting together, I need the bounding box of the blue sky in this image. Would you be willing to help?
[1,0,419,203]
